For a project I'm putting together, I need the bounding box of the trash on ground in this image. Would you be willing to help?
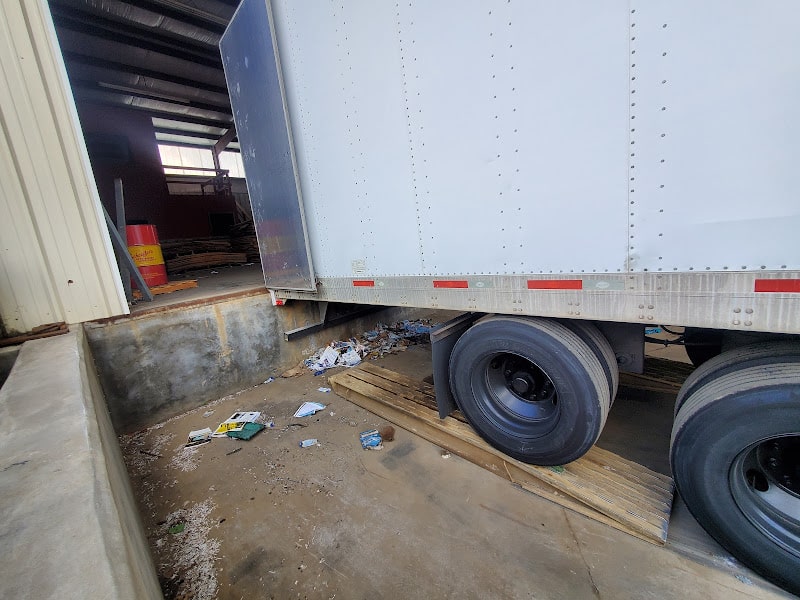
[378,425,396,442]
[212,411,261,437]
[340,347,362,367]
[226,447,242,456]
[264,377,275,384]
[441,451,451,459]
[202,410,215,418]
[186,427,213,447]
[293,401,326,418]
[359,429,383,450]
[317,387,331,393]
[226,422,266,440]
[168,523,185,534]
[303,318,436,373]
[280,361,307,378]
[319,346,340,369]
[299,438,319,448]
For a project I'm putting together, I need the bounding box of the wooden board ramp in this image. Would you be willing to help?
[329,362,674,545]
[619,357,695,394]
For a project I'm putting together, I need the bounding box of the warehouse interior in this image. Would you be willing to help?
[51,0,260,288]
[0,1,798,599]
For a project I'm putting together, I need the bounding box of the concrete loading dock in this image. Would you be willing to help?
[1,298,794,599]
[111,319,794,599]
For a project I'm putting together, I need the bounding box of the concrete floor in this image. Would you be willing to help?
[120,342,795,600]
[130,264,265,314]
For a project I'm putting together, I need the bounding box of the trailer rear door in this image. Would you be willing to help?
[220,0,315,291]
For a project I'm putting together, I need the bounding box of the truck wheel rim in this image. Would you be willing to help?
[476,352,560,435]
[730,435,800,558]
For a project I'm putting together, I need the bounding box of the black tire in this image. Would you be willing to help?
[559,320,619,404]
[683,327,723,367]
[449,316,611,465]
[675,340,800,416]
[671,362,800,595]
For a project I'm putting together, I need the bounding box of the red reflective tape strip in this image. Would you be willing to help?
[527,279,583,290]
[754,279,800,293]
[433,280,469,289]
[352,280,375,287]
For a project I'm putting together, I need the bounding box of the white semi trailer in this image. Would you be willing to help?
[221,1,800,593]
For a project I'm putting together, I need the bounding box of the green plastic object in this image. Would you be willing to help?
[226,422,265,440]
[168,523,185,534]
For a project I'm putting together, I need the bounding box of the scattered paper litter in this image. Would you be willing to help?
[293,402,326,418]
[302,319,435,374]
[212,411,260,437]
[186,427,212,447]
[317,387,331,393]
[359,429,383,449]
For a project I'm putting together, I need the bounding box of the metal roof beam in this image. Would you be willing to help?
[157,139,240,152]
[154,127,235,141]
[110,0,228,33]
[70,78,231,115]
[75,98,233,129]
[52,10,223,69]
[62,52,229,96]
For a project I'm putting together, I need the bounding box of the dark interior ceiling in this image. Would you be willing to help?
[49,0,240,152]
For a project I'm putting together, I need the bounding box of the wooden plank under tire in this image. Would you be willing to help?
[329,362,674,545]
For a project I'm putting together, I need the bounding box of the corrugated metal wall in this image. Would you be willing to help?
[0,0,128,336]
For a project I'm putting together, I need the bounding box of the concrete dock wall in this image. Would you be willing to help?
[0,329,161,599]
[85,290,437,433]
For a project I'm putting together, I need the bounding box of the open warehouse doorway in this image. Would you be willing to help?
[48,0,262,307]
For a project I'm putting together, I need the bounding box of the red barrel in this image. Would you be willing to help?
[126,225,168,288]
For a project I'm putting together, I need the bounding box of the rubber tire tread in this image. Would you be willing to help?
[671,362,800,595]
[450,316,610,465]
[559,320,619,404]
[674,340,800,416]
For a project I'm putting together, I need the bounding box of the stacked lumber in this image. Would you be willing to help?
[160,237,232,259]
[619,357,695,394]
[229,220,260,263]
[132,280,198,300]
[166,252,247,273]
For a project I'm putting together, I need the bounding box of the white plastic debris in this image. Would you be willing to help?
[320,346,339,368]
[340,348,362,367]
[317,387,332,393]
[293,402,326,418]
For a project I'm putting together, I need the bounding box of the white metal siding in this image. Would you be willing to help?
[0,0,128,335]
[271,0,631,278]
[629,0,800,273]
